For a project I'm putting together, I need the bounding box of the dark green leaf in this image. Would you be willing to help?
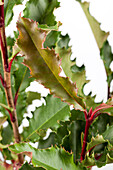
[100,41,113,86]
[103,125,113,145]
[23,0,60,26]
[20,162,45,170]
[38,132,56,149]
[44,31,60,49]
[4,0,24,26]
[62,120,85,162]
[1,124,13,145]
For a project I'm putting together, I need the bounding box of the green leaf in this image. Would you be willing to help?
[83,92,102,111]
[1,124,13,145]
[20,162,45,170]
[12,56,34,93]
[44,31,60,49]
[77,1,109,49]
[23,0,60,26]
[26,91,41,105]
[0,89,9,119]
[62,120,85,162]
[16,91,27,126]
[9,143,79,170]
[38,132,56,149]
[22,94,70,141]
[38,22,61,31]
[38,122,69,149]
[87,135,106,152]
[103,125,113,145]
[17,17,85,110]
[0,103,13,112]
[4,0,24,26]
[0,116,7,141]
[57,34,70,49]
[0,116,7,128]
[91,113,113,136]
[100,41,113,86]
[55,46,89,97]
[11,56,34,125]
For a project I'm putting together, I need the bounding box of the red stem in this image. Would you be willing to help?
[80,109,102,162]
[0,2,9,72]
[0,73,6,87]
[80,119,90,161]
[8,52,19,72]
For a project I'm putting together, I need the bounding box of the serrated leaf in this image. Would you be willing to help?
[87,135,106,152]
[38,122,69,149]
[4,0,24,26]
[38,22,61,31]
[57,34,70,49]
[83,92,102,110]
[55,46,89,97]
[77,1,109,49]
[23,0,60,26]
[26,91,41,105]
[17,17,85,110]
[20,162,45,170]
[9,143,79,170]
[22,94,70,141]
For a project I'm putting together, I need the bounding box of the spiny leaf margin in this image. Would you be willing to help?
[16,16,86,111]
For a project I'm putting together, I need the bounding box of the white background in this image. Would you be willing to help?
[6,0,113,169]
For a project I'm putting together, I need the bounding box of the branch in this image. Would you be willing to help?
[0,2,23,164]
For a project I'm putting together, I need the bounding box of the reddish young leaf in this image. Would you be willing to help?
[16,17,86,111]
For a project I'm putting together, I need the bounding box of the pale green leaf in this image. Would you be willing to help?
[78,1,109,49]
[55,46,89,96]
